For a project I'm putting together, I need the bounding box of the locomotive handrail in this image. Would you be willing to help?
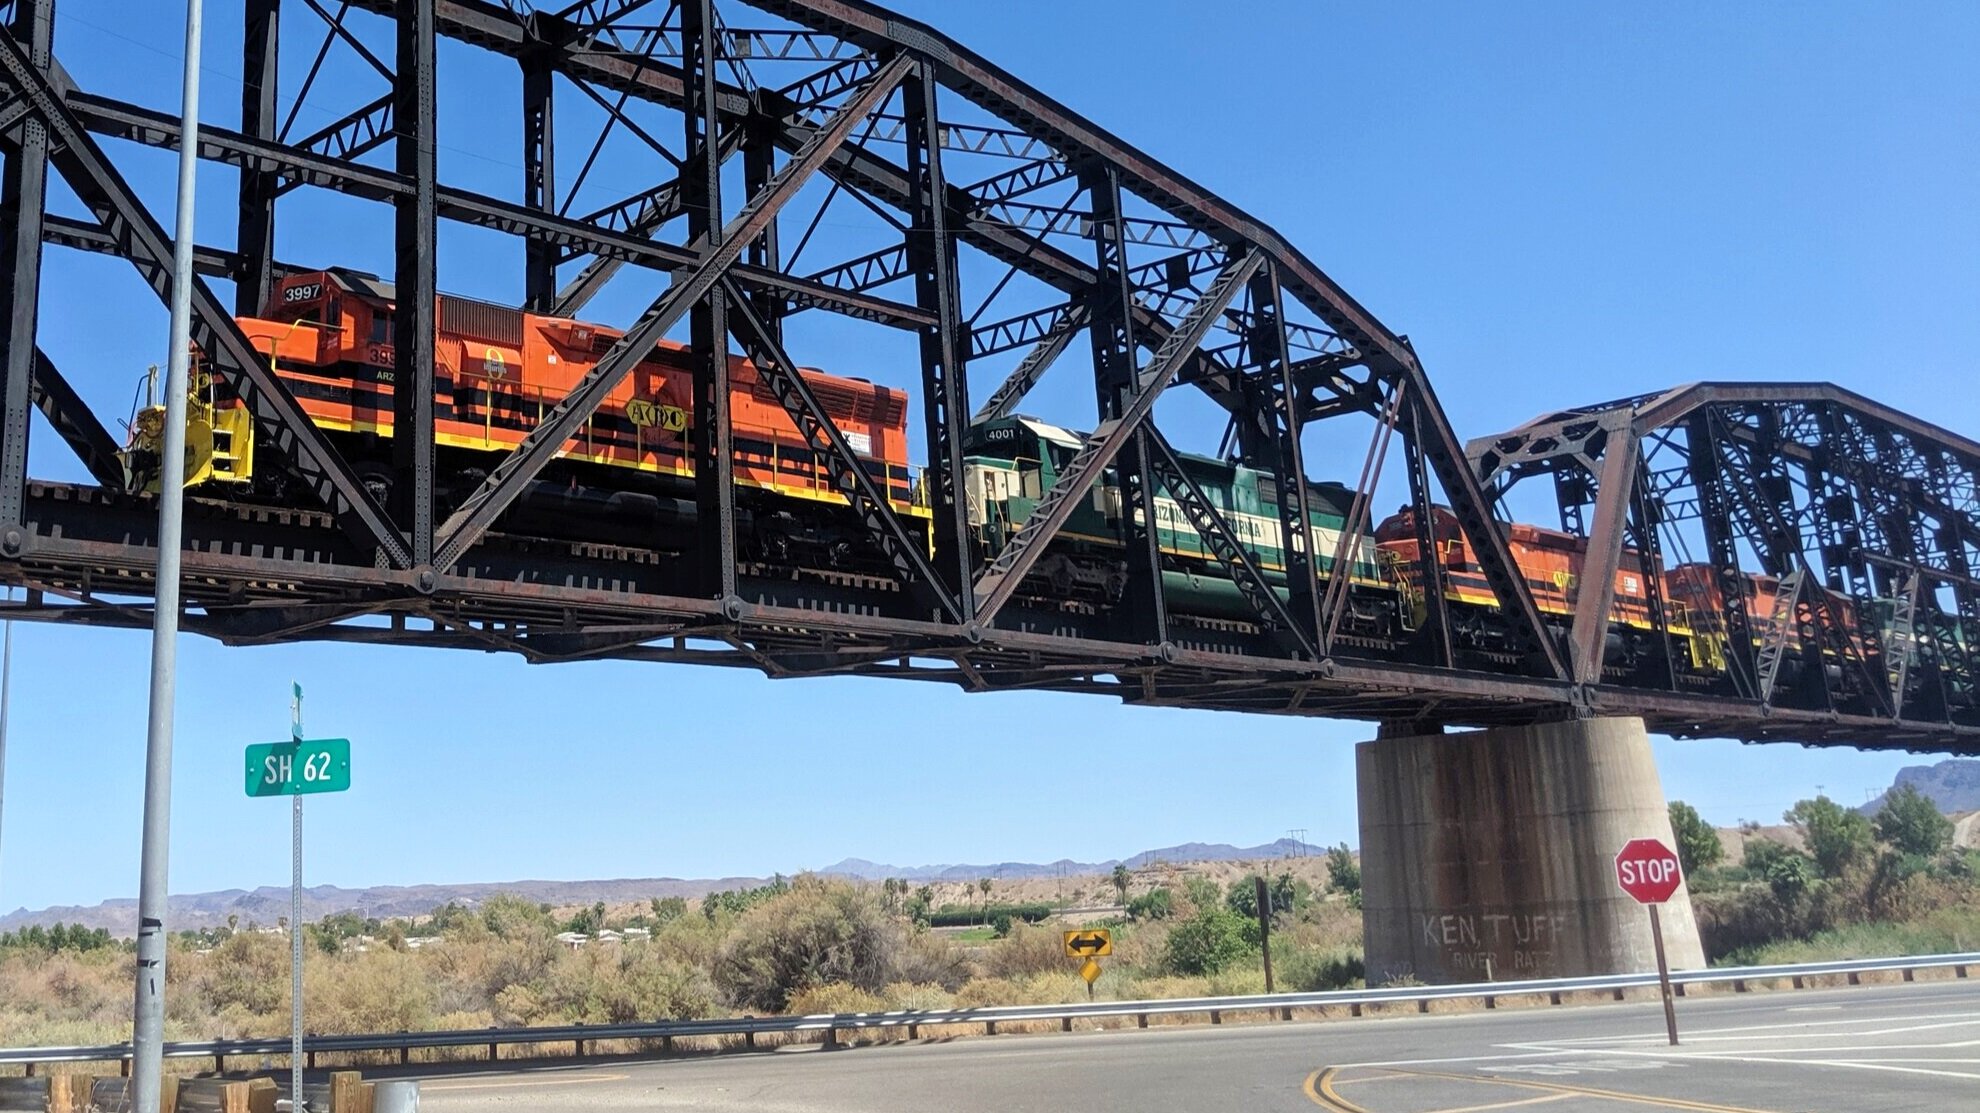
[0,951,1968,1071]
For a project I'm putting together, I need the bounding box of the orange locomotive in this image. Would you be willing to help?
[1373,506,1720,676]
[127,267,925,560]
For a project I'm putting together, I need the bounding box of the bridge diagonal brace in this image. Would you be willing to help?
[971,247,1265,628]
[552,123,749,315]
[1145,429,1318,660]
[0,38,411,566]
[973,301,1087,423]
[273,92,394,197]
[29,347,124,489]
[723,279,963,623]
[1567,424,1640,685]
[433,52,915,571]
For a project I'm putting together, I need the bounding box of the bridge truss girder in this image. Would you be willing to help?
[0,1,1968,752]
[1471,381,1980,746]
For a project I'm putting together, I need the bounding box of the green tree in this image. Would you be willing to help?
[649,896,688,925]
[905,888,932,928]
[1765,853,1814,904]
[482,892,555,939]
[565,901,607,935]
[1162,907,1250,976]
[1873,784,1953,858]
[990,912,1014,938]
[1326,844,1361,898]
[1741,836,1805,874]
[1785,795,1875,877]
[1110,864,1132,905]
[1667,801,1724,875]
[1127,887,1173,921]
[1225,873,1300,923]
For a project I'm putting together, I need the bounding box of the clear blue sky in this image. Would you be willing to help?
[2,1,1975,915]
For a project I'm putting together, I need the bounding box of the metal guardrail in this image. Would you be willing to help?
[1,951,1971,1074]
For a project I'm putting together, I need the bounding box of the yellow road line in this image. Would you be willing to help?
[419,1071,628,1092]
[1303,1067,1374,1112]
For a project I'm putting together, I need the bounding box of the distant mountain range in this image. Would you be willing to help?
[2,838,1319,936]
[1859,758,1980,815]
[0,876,767,937]
[818,838,1318,882]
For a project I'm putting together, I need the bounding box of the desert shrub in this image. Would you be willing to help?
[1105,918,1170,973]
[305,951,434,1033]
[1162,908,1250,976]
[950,975,1021,1008]
[480,893,557,940]
[785,982,886,1016]
[980,922,1065,979]
[187,931,289,1018]
[888,927,971,990]
[608,953,720,1021]
[1204,966,1267,997]
[952,971,1085,1008]
[1179,876,1222,915]
[1272,944,1364,991]
[712,876,892,1012]
[881,981,953,1010]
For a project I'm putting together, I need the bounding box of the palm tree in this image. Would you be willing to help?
[1111,864,1132,906]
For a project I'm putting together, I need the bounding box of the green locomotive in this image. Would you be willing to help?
[961,416,1404,632]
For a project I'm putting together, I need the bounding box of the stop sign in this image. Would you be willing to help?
[1615,837,1684,904]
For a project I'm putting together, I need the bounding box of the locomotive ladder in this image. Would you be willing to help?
[1754,566,1806,704]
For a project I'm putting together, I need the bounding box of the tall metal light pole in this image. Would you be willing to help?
[0,588,14,891]
[131,2,204,1109]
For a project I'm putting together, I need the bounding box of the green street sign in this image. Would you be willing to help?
[245,738,351,797]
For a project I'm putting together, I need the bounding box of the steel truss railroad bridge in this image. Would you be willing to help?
[0,0,1972,753]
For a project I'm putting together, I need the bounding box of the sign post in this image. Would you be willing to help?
[1614,836,1684,1046]
[245,684,351,1111]
[1064,929,1112,1001]
[288,685,302,1113]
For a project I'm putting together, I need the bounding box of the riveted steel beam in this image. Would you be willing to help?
[972,248,1263,628]
[432,54,915,572]
[0,31,411,567]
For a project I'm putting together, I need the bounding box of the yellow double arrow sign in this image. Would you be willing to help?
[1062,929,1112,957]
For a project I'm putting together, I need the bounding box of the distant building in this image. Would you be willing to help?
[554,931,588,949]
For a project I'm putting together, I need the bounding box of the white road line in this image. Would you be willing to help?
[1512,1009,1980,1045]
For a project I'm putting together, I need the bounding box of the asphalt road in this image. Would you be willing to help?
[397,977,1980,1112]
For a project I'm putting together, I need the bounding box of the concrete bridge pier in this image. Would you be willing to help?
[1357,716,1706,986]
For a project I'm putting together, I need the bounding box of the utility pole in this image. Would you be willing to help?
[131,2,204,1110]
[1254,875,1274,993]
